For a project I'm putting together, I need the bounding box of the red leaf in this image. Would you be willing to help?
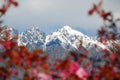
[54,59,70,70]
[110,53,116,61]
[11,1,18,6]
[12,70,18,75]
[88,8,95,15]
[0,57,3,62]
[108,35,115,40]
[4,41,11,50]
[0,8,6,15]
[26,59,31,65]
[88,4,96,15]
[102,49,109,53]
[102,12,112,21]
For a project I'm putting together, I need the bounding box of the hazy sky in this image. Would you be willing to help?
[1,0,120,36]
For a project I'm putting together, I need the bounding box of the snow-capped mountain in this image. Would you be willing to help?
[0,25,107,59]
[46,26,106,49]
[45,26,107,59]
[18,27,46,51]
[17,26,107,59]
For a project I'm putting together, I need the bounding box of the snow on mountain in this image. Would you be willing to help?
[18,27,46,51]
[45,26,107,59]
[17,25,108,59]
[0,25,108,59]
[46,26,106,49]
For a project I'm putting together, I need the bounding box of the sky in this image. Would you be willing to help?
[1,0,120,36]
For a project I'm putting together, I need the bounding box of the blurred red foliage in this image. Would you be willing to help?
[0,0,18,24]
[0,0,120,80]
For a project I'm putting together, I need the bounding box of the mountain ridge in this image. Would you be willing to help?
[17,25,107,59]
[0,25,108,59]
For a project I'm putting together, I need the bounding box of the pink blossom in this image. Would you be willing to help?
[12,70,18,75]
[69,61,79,74]
[110,53,116,61]
[60,70,69,80]
[113,66,117,73]
[38,73,53,80]
[102,39,107,45]
[32,69,38,76]
[76,67,89,79]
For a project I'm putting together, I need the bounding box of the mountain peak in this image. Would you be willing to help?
[62,25,72,30]
[57,25,85,37]
[18,27,46,51]
[59,26,72,32]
